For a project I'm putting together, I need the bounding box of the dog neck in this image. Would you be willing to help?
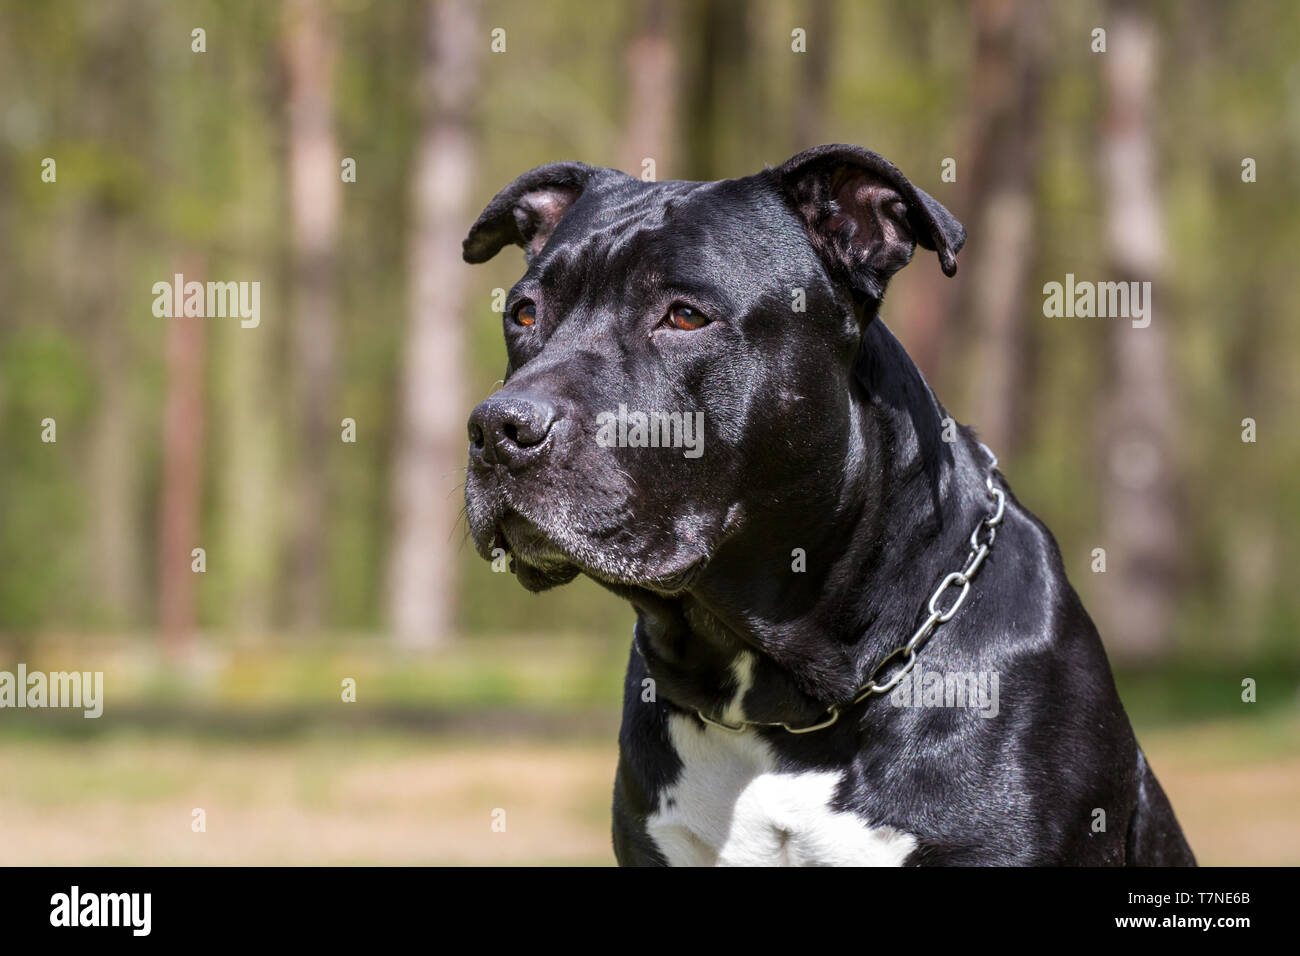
[619,316,994,726]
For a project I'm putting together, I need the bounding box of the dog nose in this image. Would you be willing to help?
[468,394,559,468]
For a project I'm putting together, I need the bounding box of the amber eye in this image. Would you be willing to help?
[665,304,709,331]
[512,302,536,327]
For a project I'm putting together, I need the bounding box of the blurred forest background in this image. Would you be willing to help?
[0,0,1298,865]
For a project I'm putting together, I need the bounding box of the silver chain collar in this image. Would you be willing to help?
[693,448,1007,736]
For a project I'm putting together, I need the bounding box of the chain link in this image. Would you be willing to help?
[696,448,1005,735]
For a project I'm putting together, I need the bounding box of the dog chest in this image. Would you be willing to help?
[645,712,917,866]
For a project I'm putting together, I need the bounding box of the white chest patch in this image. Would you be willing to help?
[645,654,917,867]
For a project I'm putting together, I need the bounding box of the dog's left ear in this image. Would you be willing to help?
[774,144,965,301]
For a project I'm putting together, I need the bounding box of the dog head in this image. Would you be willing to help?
[462,144,964,594]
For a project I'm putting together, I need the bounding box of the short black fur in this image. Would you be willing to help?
[461,145,1195,867]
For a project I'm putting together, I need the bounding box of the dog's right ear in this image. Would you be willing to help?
[463,162,596,264]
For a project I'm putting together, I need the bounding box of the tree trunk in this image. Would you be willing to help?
[620,0,677,178]
[283,0,340,632]
[955,0,1047,457]
[388,0,480,648]
[792,0,833,151]
[81,2,145,629]
[1095,0,1181,661]
[681,0,756,180]
[86,213,143,628]
[158,258,207,660]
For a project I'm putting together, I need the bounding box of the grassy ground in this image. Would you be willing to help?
[0,635,1296,865]
[0,732,617,866]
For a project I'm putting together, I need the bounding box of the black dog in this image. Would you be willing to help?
[462,144,1195,866]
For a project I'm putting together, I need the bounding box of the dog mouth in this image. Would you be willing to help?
[482,508,709,595]
[494,513,570,567]
[638,561,704,594]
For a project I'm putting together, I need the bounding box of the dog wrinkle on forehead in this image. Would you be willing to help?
[578,183,680,237]
[537,223,654,299]
[539,188,772,316]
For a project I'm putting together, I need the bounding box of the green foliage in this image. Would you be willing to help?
[0,0,1296,669]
